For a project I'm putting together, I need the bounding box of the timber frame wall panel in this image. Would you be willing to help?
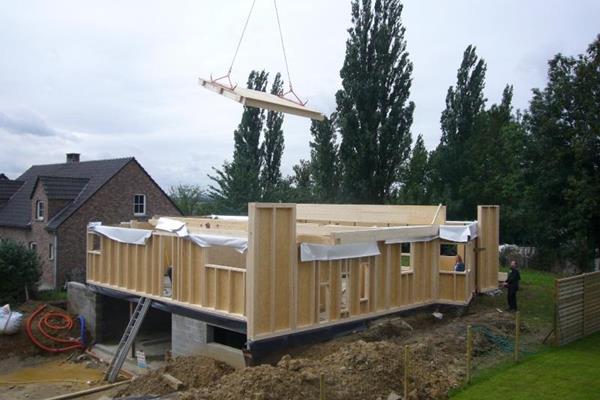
[86,202,499,345]
[477,206,500,292]
[247,203,297,339]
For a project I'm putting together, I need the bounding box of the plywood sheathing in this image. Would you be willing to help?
[199,78,325,121]
[476,205,500,292]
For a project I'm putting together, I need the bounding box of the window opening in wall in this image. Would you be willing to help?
[133,194,146,216]
[29,242,37,252]
[207,325,247,349]
[49,243,54,260]
[91,234,101,251]
[340,262,349,318]
[319,283,330,322]
[359,261,369,302]
[36,200,44,220]
[400,242,412,273]
[441,243,458,256]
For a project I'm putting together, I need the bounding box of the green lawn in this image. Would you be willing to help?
[476,267,557,329]
[452,331,600,399]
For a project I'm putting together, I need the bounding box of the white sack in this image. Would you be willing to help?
[0,304,23,335]
[300,242,380,262]
[89,225,152,245]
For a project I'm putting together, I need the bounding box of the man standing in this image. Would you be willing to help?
[505,261,521,311]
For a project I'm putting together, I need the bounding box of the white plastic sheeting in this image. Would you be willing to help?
[385,235,439,245]
[155,217,247,253]
[155,217,189,237]
[439,222,478,243]
[188,234,248,253]
[300,242,380,262]
[88,224,152,245]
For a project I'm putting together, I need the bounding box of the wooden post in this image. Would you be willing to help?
[554,279,559,346]
[319,372,325,400]
[403,345,409,400]
[514,311,520,362]
[466,325,472,384]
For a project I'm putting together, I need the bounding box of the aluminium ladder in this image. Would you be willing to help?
[104,296,152,383]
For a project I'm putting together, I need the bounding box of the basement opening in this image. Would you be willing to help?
[207,325,247,349]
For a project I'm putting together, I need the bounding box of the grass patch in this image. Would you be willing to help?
[451,331,600,399]
[35,289,68,301]
[477,267,557,328]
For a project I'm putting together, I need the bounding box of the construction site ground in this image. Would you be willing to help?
[0,268,555,400]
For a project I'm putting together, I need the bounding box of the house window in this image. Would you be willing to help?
[36,200,45,221]
[29,242,37,252]
[49,243,54,260]
[133,194,146,216]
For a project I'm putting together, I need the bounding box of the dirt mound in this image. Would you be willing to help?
[118,355,234,397]
[181,340,460,400]
[182,364,320,400]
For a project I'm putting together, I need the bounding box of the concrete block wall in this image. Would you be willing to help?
[171,314,208,356]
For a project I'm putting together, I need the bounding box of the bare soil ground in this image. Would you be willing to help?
[125,298,546,400]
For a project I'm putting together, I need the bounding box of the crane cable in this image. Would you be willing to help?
[273,0,293,91]
[218,0,305,105]
[227,0,257,77]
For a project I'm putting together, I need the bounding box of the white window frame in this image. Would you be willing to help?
[36,200,45,221]
[133,194,146,216]
[29,242,37,252]
[49,243,54,260]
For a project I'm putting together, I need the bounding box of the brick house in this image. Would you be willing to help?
[0,154,181,289]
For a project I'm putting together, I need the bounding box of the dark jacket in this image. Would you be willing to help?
[506,268,521,290]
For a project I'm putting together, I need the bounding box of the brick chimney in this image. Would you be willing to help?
[66,153,80,163]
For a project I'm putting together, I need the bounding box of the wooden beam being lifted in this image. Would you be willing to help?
[199,78,325,121]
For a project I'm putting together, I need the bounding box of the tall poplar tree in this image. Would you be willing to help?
[260,73,285,201]
[400,134,430,204]
[336,0,414,203]
[208,71,268,213]
[430,45,487,218]
[309,115,339,202]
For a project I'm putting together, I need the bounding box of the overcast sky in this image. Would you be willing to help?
[1,1,599,190]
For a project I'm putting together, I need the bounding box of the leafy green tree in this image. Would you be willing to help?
[309,115,339,202]
[168,184,208,216]
[260,73,285,202]
[523,35,600,271]
[290,160,314,203]
[0,239,41,304]
[430,45,487,218]
[336,0,414,203]
[399,134,430,204]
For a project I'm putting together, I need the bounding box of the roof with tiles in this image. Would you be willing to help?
[0,157,133,230]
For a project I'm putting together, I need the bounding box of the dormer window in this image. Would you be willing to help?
[36,200,45,221]
[133,194,146,216]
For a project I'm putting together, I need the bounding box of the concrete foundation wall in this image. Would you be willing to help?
[67,281,101,341]
[171,314,246,369]
[171,314,208,356]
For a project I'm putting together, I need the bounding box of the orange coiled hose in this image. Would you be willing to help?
[25,304,83,353]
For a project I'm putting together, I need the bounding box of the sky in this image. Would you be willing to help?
[1,0,599,190]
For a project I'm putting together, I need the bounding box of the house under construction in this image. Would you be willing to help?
[79,203,499,368]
